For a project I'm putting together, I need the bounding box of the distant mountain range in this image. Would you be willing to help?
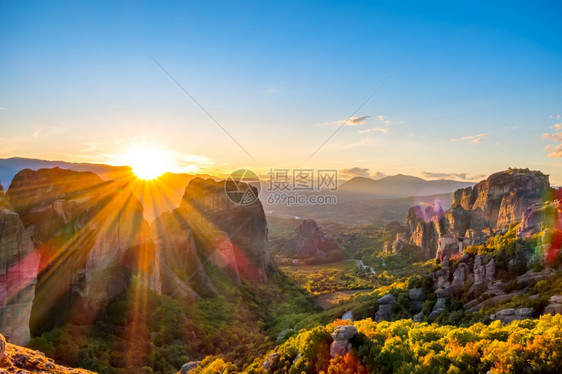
[0,158,474,222]
[0,157,133,186]
[0,157,215,222]
[337,174,474,201]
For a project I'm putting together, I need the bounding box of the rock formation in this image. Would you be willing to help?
[156,177,275,285]
[518,201,559,238]
[544,295,562,316]
[491,307,533,323]
[404,169,551,261]
[329,325,357,358]
[447,168,549,236]
[404,204,446,259]
[408,288,425,312]
[375,294,396,321]
[6,168,160,334]
[0,208,39,345]
[0,333,93,373]
[150,210,218,298]
[294,219,339,258]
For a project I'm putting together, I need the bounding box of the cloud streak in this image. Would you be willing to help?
[358,114,393,134]
[323,115,371,127]
[421,171,486,181]
[450,133,489,143]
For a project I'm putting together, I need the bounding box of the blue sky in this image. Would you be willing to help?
[1,1,561,182]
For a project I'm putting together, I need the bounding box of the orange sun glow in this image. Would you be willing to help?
[117,145,176,180]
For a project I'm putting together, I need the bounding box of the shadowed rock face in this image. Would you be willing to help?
[405,204,446,259]
[294,219,339,258]
[150,210,218,298]
[168,177,275,283]
[6,168,160,334]
[0,208,39,346]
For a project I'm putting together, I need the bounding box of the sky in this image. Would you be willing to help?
[1,1,561,183]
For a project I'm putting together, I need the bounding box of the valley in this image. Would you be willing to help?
[1,165,561,373]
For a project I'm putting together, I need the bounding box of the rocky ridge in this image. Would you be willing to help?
[400,169,550,260]
[0,333,92,373]
[0,169,276,346]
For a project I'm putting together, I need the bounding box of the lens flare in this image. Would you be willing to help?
[117,145,176,180]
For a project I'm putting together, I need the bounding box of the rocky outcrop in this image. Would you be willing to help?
[450,168,549,232]
[375,294,396,321]
[263,353,280,372]
[178,178,275,282]
[429,297,448,319]
[404,169,550,262]
[0,333,92,373]
[544,295,562,316]
[405,204,446,259]
[180,361,201,374]
[408,288,425,312]
[518,201,558,238]
[0,208,39,346]
[294,219,339,258]
[330,325,357,358]
[150,210,218,298]
[6,168,160,334]
[491,307,533,323]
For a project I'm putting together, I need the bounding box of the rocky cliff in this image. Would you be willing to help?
[404,169,550,260]
[404,203,447,259]
[450,168,549,232]
[0,208,39,346]
[0,333,92,373]
[5,168,160,334]
[152,177,275,292]
[294,219,340,258]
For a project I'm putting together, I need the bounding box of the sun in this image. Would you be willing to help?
[118,145,175,180]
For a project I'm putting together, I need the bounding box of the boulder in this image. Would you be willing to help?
[378,294,396,304]
[451,262,471,289]
[375,294,396,321]
[413,312,424,323]
[409,288,425,310]
[180,361,201,374]
[429,298,448,319]
[342,311,354,322]
[330,325,357,358]
[544,295,562,316]
[263,353,280,372]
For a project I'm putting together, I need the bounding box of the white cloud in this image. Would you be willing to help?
[450,133,489,143]
[323,115,371,127]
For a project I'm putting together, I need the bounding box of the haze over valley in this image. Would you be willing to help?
[1,1,562,373]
